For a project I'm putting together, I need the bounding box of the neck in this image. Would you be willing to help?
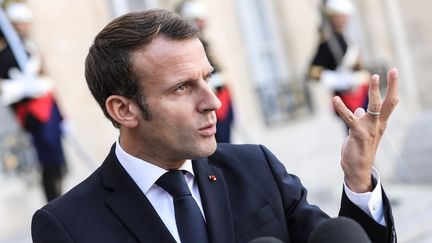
[118,136,186,171]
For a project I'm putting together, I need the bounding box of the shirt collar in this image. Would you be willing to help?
[115,139,194,195]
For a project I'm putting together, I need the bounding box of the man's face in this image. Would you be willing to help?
[125,36,221,169]
[329,14,349,33]
[13,22,31,38]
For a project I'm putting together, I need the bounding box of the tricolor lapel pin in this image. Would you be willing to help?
[208,175,217,182]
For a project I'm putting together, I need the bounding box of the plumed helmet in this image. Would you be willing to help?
[325,0,355,16]
[180,0,207,20]
[6,2,33,23]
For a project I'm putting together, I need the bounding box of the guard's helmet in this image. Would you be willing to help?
[325,0,354,16]
[6,2,33,23]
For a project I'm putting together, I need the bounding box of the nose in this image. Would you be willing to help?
[197,81,222,113]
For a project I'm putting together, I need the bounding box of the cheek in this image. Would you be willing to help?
[167,113,194,129]
[147,95,199,132]
[152,104,195,130]
[153,97,195,119]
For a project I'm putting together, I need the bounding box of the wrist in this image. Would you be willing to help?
[344,174,373,193]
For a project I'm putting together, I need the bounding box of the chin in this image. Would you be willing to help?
[198,138,217,157]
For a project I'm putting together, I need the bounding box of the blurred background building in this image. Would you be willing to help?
[1,0,432,242]
[22,0,431,153]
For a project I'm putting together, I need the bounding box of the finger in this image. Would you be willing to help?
[333,96,357,128]
[380,68,399,121]
[354,107,365,118]
[367,74,381,119]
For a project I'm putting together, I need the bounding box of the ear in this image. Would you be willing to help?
[105,95,140,128]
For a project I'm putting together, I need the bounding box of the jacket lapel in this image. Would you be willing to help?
[101,146,176,243]
[193,157,236,243]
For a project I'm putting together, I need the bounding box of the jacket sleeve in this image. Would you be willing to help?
[339,186,397,243]
[259,145,396,243]
[32,208,74,243]
[259,145,329,243]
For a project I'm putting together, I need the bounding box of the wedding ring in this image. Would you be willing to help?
[367,109,380,116]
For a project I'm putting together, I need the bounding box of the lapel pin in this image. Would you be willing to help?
[208,175,217,182]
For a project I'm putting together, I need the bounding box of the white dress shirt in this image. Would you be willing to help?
[115,141,205,243]
[344,168,386,225]
[115,140,386,242]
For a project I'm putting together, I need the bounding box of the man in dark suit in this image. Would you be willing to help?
[31,9,398,243]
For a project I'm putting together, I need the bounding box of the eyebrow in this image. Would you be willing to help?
[175,66,215,85]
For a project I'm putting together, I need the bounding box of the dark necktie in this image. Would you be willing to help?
[156,170,209,243]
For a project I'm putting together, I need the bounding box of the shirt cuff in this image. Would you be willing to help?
[343,167,387,226]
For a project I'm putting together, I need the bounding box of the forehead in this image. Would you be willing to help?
[132,36,211,83]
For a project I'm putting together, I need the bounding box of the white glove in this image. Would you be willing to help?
[60,119,72,136]
[320,70,354,90]
[352,70,370,87]
[0,75,53,105]
[320,70,370,91]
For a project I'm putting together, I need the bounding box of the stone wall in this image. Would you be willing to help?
[398,0,432,108]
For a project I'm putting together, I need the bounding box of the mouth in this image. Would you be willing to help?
[198,123,217,136]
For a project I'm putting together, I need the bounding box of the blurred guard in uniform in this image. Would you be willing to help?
[309,0,370,131]
[0,2,66,202]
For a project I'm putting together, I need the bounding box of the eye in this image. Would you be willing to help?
[174,83,190,93]
[204,73,213,83]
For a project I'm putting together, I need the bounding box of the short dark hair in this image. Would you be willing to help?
[85,9,200,127]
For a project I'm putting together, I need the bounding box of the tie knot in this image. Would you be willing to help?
[156,170,191,198]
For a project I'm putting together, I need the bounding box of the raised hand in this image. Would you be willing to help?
[333,68,399,193]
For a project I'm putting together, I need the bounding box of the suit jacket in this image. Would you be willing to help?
[32,143,395,243]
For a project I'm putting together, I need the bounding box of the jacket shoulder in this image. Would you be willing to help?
[210,143,278,172]
[214,143,265,155]
[42,166,104,214]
